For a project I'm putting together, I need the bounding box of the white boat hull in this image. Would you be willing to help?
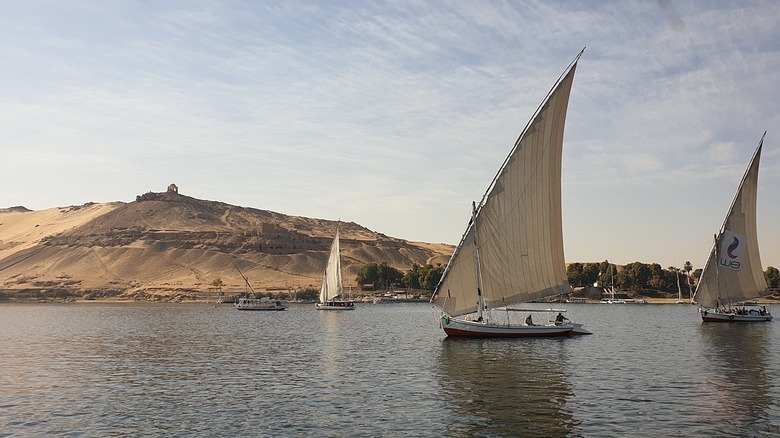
[566,322,593,335]
[441,315,590,337]
[235,303,287,311]
[316,302,355,310]
[235,306,286,311]
[700,308,772,322]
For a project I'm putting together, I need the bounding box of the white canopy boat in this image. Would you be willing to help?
[232,261,287,311]
[235,297,287,311]
[430,49,591,337]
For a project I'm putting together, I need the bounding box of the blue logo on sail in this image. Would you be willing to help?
[726,236,740,258]
[719,230,746,271]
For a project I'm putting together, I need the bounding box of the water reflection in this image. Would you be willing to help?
[436,338,578,437]
[698,323,777,436]
[320,310,345,380]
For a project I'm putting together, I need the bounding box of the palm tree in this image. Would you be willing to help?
[683,261,693,298]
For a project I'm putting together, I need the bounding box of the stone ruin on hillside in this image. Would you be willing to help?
[136,184,180,202]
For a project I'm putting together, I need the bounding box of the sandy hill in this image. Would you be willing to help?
[0,190,453,300]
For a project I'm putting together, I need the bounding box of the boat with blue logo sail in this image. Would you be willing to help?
[694,132,772,322]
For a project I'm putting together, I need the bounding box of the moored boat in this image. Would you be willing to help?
[232,261,287,311]
[235,297,287,311]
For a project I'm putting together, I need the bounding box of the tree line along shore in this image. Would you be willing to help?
[6,260,779,304]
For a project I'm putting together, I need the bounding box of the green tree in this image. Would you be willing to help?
[683,260,694,295]
[402,263,444,291]
[648,263,667,290]
[582,263,600,287]
[622,262,651,290]
[566,263,584,287]
[356,263,380,286]
[402,264,422,289]
[356,262,403,290]
[765,266,780,288]
[598,260,614,286]
[211,278,223,292]
[419,264,445,291]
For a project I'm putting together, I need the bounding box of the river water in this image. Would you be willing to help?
[1,302,778,437]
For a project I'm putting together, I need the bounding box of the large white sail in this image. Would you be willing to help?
[432,55,579,317]
[694,134,767,309]
[319,228,343,303]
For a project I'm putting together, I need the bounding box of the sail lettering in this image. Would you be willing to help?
[718,257,741,270]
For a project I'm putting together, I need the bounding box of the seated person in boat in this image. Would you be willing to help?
[525,314,534,326]
[555,312,569,325]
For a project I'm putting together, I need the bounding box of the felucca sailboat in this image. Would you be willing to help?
[694,132,772,322]
[316,226,355,310]
[675,269,688,304]
[430,50,590,337]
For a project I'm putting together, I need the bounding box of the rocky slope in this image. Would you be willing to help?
[0,190,452,300]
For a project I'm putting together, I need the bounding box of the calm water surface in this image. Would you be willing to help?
[1,302,778,437]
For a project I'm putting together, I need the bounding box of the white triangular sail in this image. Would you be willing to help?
[320,228,343,303]
[677,271,683,301]
[432,53,580,317]
[694,133,768,309]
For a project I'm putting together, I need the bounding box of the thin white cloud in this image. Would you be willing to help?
[1,0,779,270]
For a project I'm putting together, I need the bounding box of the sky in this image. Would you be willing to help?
[1,1,779,271]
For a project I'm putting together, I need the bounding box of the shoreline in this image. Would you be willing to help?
[2,296,777,305]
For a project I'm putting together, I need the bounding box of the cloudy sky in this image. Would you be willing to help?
[2,1,779,271]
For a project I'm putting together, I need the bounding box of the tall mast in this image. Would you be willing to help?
[676,270,682,301]
[472,202,485,322]
[714,233,722,307]
[610,263,615,300]
[232,260,255,296]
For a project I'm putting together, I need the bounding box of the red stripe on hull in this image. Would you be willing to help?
[700,312,772,322]
[443,327,573,338]
[702,316,734,322]
[701,316,772,322]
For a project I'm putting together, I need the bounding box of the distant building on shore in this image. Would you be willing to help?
[167,183,178,194]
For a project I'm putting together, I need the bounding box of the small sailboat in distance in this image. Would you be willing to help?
[693,132,772,322]
[430,49,590,337]
[316,225,355,310]
[675,269,688,304]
